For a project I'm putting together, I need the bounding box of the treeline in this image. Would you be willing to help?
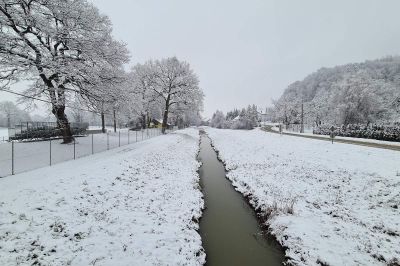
[273,56,400,127]
[210,105,259,129]
[0,101,31,127]
[0,0,203,142]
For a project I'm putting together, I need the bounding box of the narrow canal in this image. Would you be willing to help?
[198,133,285,265]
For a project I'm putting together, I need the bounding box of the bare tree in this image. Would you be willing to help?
[0,0,129,143]
[129,58,203,133]
[150,57,203,133]
[129,63,161,129]
[0,101,31,127]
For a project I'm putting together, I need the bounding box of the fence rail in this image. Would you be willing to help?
[0,127,171,178]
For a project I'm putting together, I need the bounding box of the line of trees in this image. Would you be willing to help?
[0,0,203,142]
[0,101,31,127]
[128,57,203,133]
[210,105,259,129]
[272,56,400,128]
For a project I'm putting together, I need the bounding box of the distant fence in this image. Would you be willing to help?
[9,121,89,141]
[0,127,175,178]
[283,123,314,134]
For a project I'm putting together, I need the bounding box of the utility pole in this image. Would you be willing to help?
[113,109,117,133]
[101,111,105,133]
[300,103,304,133]
[101,101,105,133]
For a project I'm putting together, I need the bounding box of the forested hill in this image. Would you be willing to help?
[275,56,400,126]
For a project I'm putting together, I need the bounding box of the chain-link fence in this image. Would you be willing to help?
[0,127,173,178]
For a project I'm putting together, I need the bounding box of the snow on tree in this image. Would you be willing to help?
[226,109,239,120]
[128,62,162,129]
[128,58,203,131]
[210,105,259,130]
[210,110,225,129]
[0,0,129,143]
[273,56,400,126]
[137,57,203,133]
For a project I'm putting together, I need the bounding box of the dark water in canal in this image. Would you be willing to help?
[198,133,285,266]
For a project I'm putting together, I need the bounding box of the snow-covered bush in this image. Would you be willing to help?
[210,110,226,128]
[313,123,400,142]
[210,105,259,130]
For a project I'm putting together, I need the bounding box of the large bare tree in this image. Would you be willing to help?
[0,0,129,142]
[150,57,203,133]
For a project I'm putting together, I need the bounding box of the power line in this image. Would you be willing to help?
[0,88,113,116]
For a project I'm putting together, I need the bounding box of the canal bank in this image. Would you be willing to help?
[198,132,284,265]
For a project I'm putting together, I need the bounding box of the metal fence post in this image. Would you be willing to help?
[142,130,143,140]
[107,132,109,150]
[91,134,94,154]
[119,131,121,147]
[73,138,76,160]
[128,130,130,144]
[11,141,14,175]
[49,139,52,166]
[136,130,137,142]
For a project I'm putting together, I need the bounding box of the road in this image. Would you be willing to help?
[262,126,400,152]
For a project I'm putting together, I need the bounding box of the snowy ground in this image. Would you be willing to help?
[205,127,400,266]
[0,128,205,265]
[0,128,160,177]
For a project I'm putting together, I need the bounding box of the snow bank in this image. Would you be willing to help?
[205,127,400,266]
[0,128,205,265]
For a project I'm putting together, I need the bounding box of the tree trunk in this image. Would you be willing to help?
[141,113,146,129]
[161,108,169,134]
[113,109,117,133]
[52,105,74,144]
[147,112,151,128]
[101,111,105,133]
[300,103,304,133]
[161,97,170,134]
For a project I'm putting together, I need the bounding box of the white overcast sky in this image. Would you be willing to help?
[2,0,400,117]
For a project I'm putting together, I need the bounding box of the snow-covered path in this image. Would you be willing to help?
[205,127,400,266]
[0,128,205,265]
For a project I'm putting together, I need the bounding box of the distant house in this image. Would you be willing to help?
[152,119,172,129]
[232,115,240,122]
[258,108,274,125]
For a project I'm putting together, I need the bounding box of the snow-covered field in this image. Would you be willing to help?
[0,128,205,265]
[205,127,400,266]
[0,129,160,177]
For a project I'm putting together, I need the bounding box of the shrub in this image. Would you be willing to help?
[313,123,400,142]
